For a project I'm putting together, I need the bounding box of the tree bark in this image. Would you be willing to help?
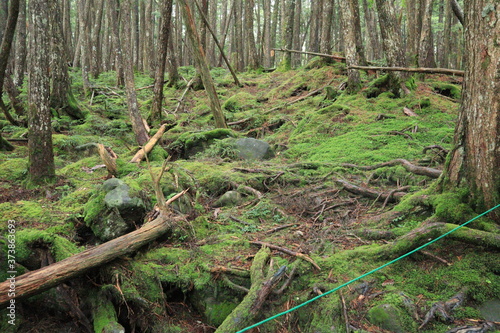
[27,0,55,184]
[245,0,260,70]
[90,0,104,78]
[340,0,362,93]
[109,0,125,86]
[418,0,437,68]
[150,0,174,123]
[443,0,500,222]
[0,213,180,307]
[320,0,334,54]
[13,0,26,87]
[0,0,20,126]
[262,0,272,67]
[279,0,295,70]
[362,0,380,61]
[180,0,227,128]
[122,0,150,145]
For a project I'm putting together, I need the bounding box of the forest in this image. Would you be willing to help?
[0,0,499,332]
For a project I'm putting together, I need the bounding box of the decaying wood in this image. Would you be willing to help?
[130,123,174,163]
[335,179,409,203]
[403,107,419,117]
[0,212,182,307]
[265,223,298,234]
[348,64,464,76]
[174,78,194,113]
[419,292,465,329]
[251,240,321,270]
[273,48,346,62]
[222,275,249,294]
[341,159,442,178]
[387,130,413,140]
[210,265,250,277]
[97,143,118,176]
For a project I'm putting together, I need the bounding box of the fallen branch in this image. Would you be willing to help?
[348,65,464,76]
[341,159,442,178]
[174,78,194,113]
[335,179,409,203]
[251,241,321,270]
[97,144,118,176]
[420,292,465,329]
[0,212,182,306]
[265,223,298,235]
[130,123,175,163]
[273,48,346,62]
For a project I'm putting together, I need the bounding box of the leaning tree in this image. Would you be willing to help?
[441,0,500,222]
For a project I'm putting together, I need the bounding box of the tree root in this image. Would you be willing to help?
[420,292,465,329]
[215,247,288,332]
[378,222,500,259]
[341,159,442,178]
[335,179,409,203]
[251,240,321,270]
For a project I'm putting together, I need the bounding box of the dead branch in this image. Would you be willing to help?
[273,48,346,62]
[251,241,321,270]
[265,224,298,234]
[341,159,442,178]
[387,130,413,140]
[348,64,464,76]
[97,144,118,176]
[420,250,451,266]
[222,275,249,294]
[174,78,194,113]
[210,266,250,277]
[130,123,175,163]
[420,292,465,329]
[335,179,409,203]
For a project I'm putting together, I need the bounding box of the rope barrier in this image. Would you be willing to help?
[236,203,500,333]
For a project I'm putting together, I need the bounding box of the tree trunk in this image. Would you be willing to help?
[279,0,295,70]
[362,0,380,60]
[291,0,301,68]
[180,0,227,128]
[27,0,55,184]
[61,0,74,62]
[374,0,409,94]
[78,0,92,95]
[418,0,436,68]
[0,0,20,126]
[109,0,125,86]
[320,0,334,54]
[90,0,104,78]
[150,0,174,123]
[49,0,83,120]
[122,0,150,145]
[340,0,361,93]
[14,0,26,87]
[245,0,260,70]
[262,0,272,67]
[270,0,280,66]
[443,0,500,223]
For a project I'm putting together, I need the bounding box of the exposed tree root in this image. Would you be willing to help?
[215,247,288,333]
[251,240,321,270]
[378,222,500,259]
[420,292,465,329]
[341,159,442,178]
[335,179,409,203]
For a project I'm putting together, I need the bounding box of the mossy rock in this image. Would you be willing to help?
[432,82,462,100]
[0,158,27,181]
[222,92,259,112]
[368,304,405,333]
[168,128,237,158]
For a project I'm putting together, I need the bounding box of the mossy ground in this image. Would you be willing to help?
[1,65,498,332]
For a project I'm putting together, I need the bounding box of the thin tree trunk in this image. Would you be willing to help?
[308,0,321,56]
[179,0,227,128]
[362,0,380,60]
[279,0,295,70]
[62,0,74,61]
[340,0,361,93]
[270,0,280,66]
[291,0,301,67]
[122,0,150,145]
[90,0,104,78]
[418,0,436,68]
[78,0,92,94]
[14,0,26,87]
[245,0,259,70]
[109,0,124,86]
[320,0,334,54]
[262,0,272,67]
[150,0,174,122]
[28,0,55,183]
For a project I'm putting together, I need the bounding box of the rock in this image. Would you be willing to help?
[479,299,500,321]
[235,138,274,160]
[214,191,242,207]
[84,178,148,241]
[368,304,405,333]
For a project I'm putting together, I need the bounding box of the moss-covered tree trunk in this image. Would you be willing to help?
[442,0,500,223]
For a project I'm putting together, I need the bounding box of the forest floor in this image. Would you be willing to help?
[1,60,499,333]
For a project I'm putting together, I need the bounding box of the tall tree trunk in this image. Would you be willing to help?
[109,0,125,86]
[340,0,361,93]
[418,0,436,68]
[270,0,280,66]
[245,0,259,70]
[374,0,409,94]
[49,0,83,120]
[28,0,55,183]
[90,0,104,78]
[405,0,419,64]
[320,0,334,54]
[78,0,92,94]
[0,0,21,126]
[122,0,150,145]
[308,0,322,56]
[443,0,500,222]
[351,0,366,66]
[179,0,227,128]
[436,0,446,66]
[262,0,272,67]
[279,0,295,70]
[14,0,26,87]
[362,0,380,60]
[62,0,74,62]
[291,0,301,67]
[150,0,174,123]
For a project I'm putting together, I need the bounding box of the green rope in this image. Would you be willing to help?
[236,204,500,333]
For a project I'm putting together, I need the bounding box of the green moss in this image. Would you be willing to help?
[0,158,27,181]
[222,92,258,112]
[432,82,462,100]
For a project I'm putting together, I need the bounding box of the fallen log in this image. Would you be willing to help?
[0,212,181,306]
[348,65,464,76]
[335,179,409,203]
[341,159,442,178]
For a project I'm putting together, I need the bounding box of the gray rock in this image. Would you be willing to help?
[235,138,274,160]
[214,191,243,207]
[368,304,405,333]
[85,178,147,241]
[479,299,500,321]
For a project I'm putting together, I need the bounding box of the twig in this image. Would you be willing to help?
[265,224,298,234]
[251,241,321,270]
[387,130,413,140]
[421,250,451,266]
[339,290,351,333]
[230,215,252,226]
[222,275,249,293]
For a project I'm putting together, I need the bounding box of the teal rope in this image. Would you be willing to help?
[236,204,500,333]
